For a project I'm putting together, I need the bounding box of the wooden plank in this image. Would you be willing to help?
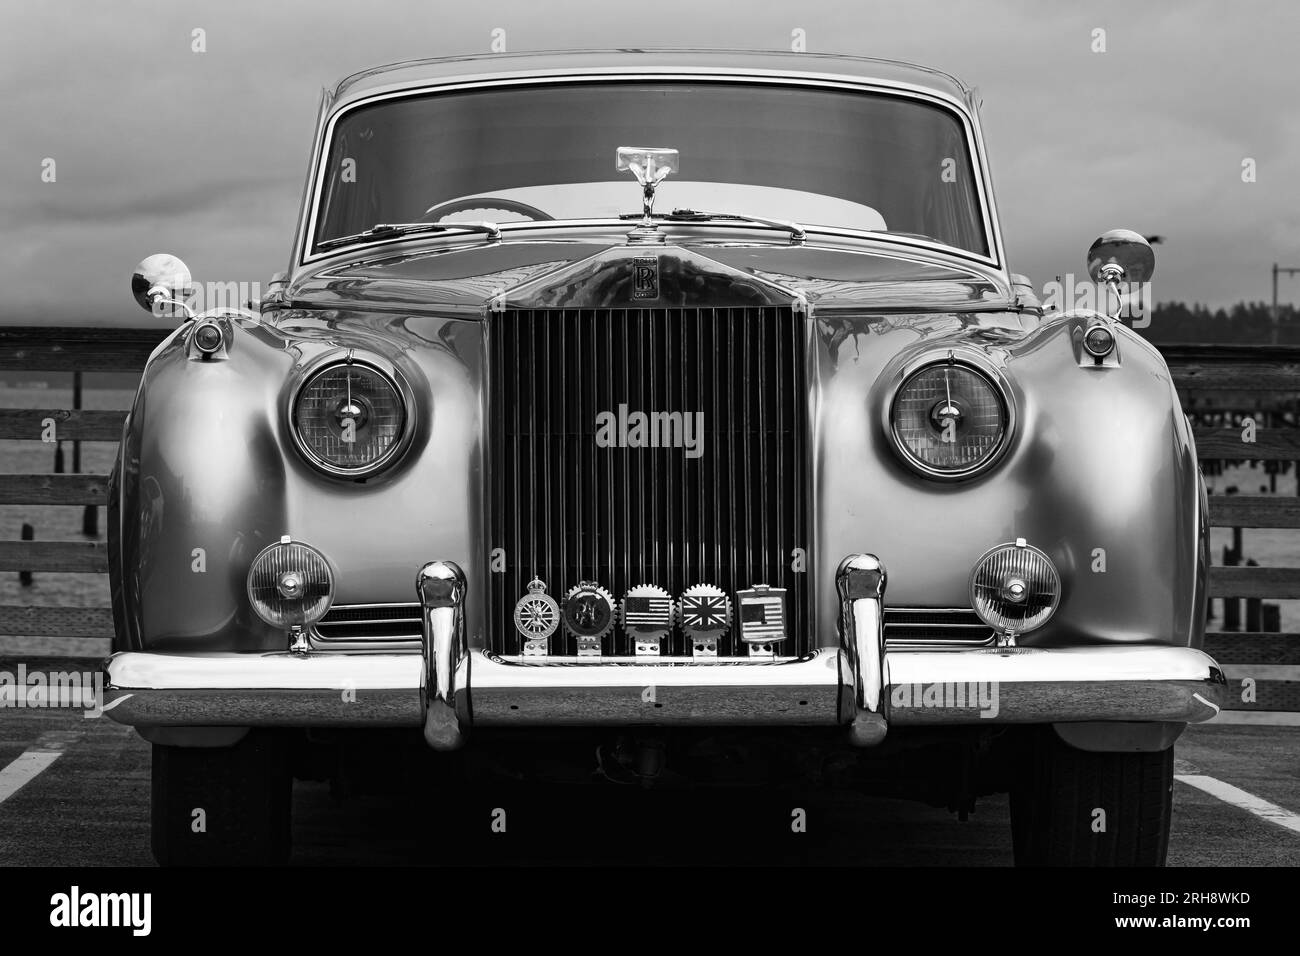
[1158,343,1300,362]
[0,605,113,638]
[0,326,170,372]
[0,409,127,441]
[1208,566,1300,599]
[0,475,110,506]
[1208,496,1300,529]
[1192,427,1300,461]
[1167,361,1300,392]
[0,541,108,573]
[1204,633,1300,665]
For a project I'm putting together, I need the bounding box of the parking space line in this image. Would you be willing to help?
[1176,773,1300,835]
[0,731,81,806]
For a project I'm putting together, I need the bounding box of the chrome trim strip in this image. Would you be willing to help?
[296,70,1003,272]
[837,554,889,746]
[417,561,469,750]
[316,617,421,628]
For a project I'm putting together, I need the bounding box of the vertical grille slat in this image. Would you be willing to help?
[488,305,808,657]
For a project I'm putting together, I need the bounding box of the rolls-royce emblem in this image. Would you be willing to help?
[632,256,659,300]
[621,583,674,655]
[513,578,559,656]
[735,584,787,656]
[562,581,616,655]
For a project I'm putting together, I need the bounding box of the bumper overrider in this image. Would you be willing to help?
[103,555,1227,749]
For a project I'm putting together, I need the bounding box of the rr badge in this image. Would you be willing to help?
[513,578,559,656]
[735,584,787,657]
[631,256,659,300]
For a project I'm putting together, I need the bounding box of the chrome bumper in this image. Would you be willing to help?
[103,555,1227,749]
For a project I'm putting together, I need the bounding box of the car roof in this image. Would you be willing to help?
[329,48,974,110]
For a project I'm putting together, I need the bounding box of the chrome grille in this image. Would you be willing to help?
[314,603,421,642]
[884,607,993,647]
[487,306,810,656]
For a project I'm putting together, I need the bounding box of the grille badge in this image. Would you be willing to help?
[620,584,674,656]
[679,584,731,657]
[736,584,788,657]
[513,578,560,656]
[562,582,616,656]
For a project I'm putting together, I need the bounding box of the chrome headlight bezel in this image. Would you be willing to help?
[289,351,415,479]
[884,352,1015,481]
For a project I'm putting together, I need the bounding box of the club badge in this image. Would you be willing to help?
[562,581,616,656]
[735,584,787,657]
[513,578,560,656]
[678,583,731,657]
[621,584,674,656]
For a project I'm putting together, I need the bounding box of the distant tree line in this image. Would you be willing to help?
[1139,302,1300,344]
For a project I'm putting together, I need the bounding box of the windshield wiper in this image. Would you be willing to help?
[316,220,500,251]
[655,208,806,245]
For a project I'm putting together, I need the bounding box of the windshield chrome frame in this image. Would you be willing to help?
[294,67,1006,276]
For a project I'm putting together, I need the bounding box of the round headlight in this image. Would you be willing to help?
[968,539,1060,635]
[890,361,1008,478]
[293,360,407,476]
[247,538,334,628]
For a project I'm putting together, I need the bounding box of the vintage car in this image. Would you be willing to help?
[105,49,1226,866]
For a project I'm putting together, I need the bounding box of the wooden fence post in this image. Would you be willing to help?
[19,523,34,586]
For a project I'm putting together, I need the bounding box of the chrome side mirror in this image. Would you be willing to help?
[1087,229,1155,285]
[1087,230,1154,320]
[131,254,195,320]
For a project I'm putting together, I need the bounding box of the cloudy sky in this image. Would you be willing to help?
[1,0,1297,326]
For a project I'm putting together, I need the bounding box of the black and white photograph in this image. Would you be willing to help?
[0,0,1295,932]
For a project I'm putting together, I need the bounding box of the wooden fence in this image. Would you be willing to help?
[1165,344,1300,717]
[1,328,1296,717]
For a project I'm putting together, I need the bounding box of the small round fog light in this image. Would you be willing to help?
[1083,323,1115,358]
[247,538,334,628]
[193,320,225,354]
[968,538,1060,635]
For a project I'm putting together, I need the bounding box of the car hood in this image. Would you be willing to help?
[283,237,1024,317]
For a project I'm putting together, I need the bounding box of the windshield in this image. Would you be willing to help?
[313,81,989,257]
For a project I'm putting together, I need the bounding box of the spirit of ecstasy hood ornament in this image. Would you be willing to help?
[617,146,678,242]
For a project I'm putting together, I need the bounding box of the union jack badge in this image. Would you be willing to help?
[735,584,787,657]
[678,583,731,658]
[513,578,559,656]
[621,584,674,656]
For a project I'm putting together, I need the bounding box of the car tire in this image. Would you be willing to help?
[1010,727,1173,867]
[151,730,292,866]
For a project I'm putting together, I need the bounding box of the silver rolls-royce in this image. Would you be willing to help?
[105,49,1225,866]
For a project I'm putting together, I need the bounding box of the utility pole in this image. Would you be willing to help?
[1273,263,1300,344]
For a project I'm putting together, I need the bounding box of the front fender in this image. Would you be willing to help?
[814,311,1204,649]
[112,322,291,652]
